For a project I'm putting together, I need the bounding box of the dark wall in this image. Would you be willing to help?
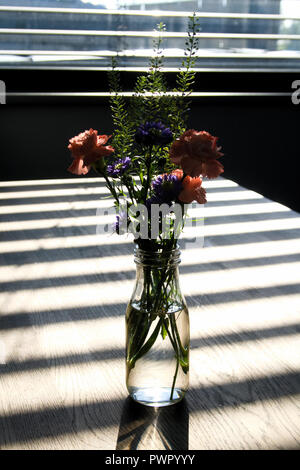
[1,101,113,180]
[191,97,300,213]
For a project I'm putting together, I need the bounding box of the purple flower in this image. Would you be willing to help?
[151,173,183,205]
[107,157,131,177]
[135,121,173,146]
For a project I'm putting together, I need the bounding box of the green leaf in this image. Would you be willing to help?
[161,318,169,340]
[179,357,189,374]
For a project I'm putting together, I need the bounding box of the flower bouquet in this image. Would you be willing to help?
[67,16,224,407]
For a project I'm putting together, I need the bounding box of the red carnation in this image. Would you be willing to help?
[67,128,114,175]
[170,129,224,178]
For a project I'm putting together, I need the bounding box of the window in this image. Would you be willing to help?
[0,0,300,71]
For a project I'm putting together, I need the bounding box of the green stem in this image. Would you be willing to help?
[104,174,119,205]
[168,309,182,400]
[127,309,148,359]
[170,313,187,359]
[122,176,136,204]
[127,267,171,371]
[152,268,170,314]
[162,317,176,351]
[170,354,180,401]
[143,145,153,205]
[94,167,120,205]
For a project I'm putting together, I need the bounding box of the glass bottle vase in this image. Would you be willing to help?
[125,246,189,407]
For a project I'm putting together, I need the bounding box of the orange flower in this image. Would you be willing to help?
[68,157,90,176]
[68,129,98,158]
[178,174,207,204]
[170,129,224,178]
[67,128,114,175]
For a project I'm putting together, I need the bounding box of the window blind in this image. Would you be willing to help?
[0,1,300,71]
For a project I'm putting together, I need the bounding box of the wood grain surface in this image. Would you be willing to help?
[0,176,299,450]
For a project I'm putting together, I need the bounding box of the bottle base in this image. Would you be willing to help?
[128,386,186,407]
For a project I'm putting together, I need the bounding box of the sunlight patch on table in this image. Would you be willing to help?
[0,362,124,418]
[0,178,106,187]
[0,199,114,215]
[0,186,111,200]
[189,394,300,450]
[1,316,124,361]
[190,335,300,387]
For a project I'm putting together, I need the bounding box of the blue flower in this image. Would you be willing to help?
[107,157,131,178]
[150,173,183,205]
[135,121,173,146]
[145,194,161,211]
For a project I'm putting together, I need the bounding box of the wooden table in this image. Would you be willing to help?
[0,176,299,450]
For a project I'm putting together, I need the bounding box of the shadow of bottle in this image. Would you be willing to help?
[116,396,189,450]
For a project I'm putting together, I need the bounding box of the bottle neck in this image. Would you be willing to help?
[134,246,181,270]
[131,246,183,312]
